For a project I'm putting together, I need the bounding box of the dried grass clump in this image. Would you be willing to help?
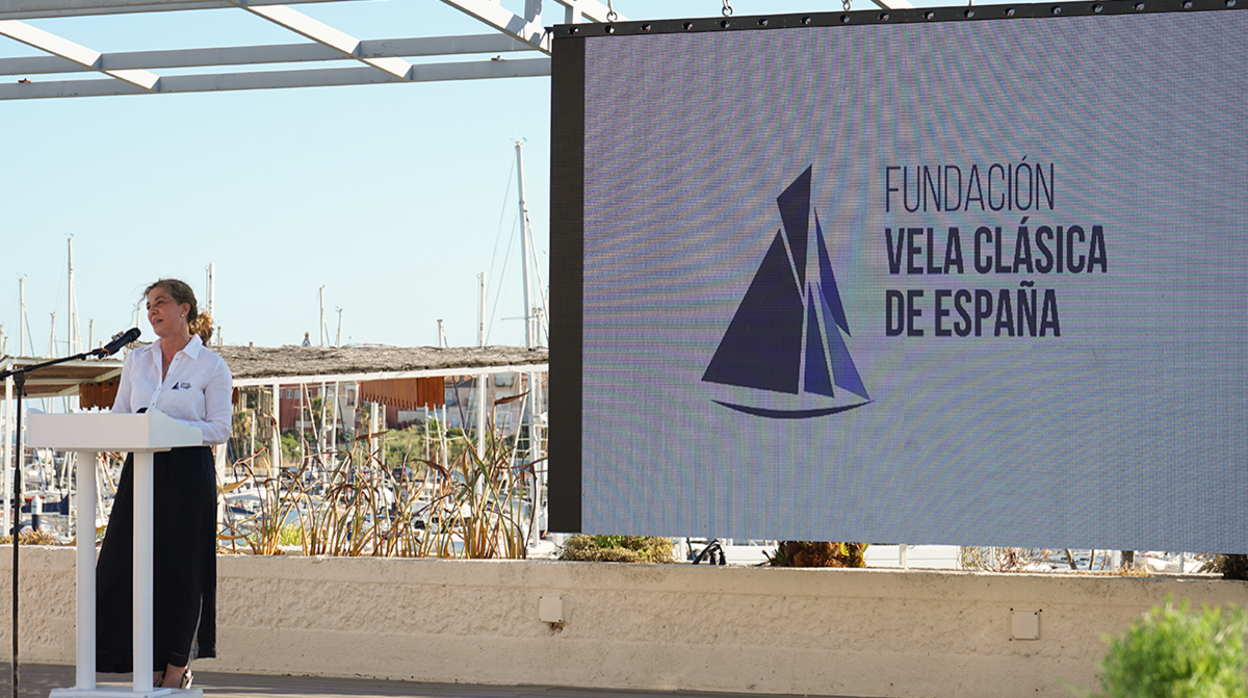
[1108,565,1153,578]
[558,535,676,563]
[766,541,867,568]
[0,530,62,545]
[960,546,1054,572]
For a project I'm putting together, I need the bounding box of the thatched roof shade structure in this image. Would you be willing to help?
[217,344,548,385]
[0,355,124,408]
[218,344,548,415]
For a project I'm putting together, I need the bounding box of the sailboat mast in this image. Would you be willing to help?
[206,263,215,342]
[515,141,534,350]
[319,286,326,347]
[514,142,543,536]
[477,272,486,349]
[67,237,80,355]
[18,277,25,357]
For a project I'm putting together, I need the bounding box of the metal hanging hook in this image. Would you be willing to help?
[843,0,852,11]
[607,0,617,22]
[722,0,734,16]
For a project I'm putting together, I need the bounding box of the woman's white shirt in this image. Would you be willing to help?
[111,335,233,445]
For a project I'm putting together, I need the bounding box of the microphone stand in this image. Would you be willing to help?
[0,347,112,698]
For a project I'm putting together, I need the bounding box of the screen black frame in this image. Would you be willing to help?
[547,0,1246,535]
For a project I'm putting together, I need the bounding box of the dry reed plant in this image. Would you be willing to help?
[959,546,1055,572]
[219,393,543,559]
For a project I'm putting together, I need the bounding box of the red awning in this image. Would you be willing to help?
[358,377,444,411]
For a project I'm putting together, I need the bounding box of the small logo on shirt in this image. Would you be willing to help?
[171,382,192,390]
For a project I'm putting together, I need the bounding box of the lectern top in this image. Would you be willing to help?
[26,411,204,451]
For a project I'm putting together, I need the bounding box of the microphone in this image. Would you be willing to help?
[96,327,141,358]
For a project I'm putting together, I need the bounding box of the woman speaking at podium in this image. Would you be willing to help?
[98,278,233,690]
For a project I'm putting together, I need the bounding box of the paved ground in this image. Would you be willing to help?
[1,664,849,698]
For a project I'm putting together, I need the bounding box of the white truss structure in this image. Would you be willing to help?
[0,0,619,99]
[0,0,916,100]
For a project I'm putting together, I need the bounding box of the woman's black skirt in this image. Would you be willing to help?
[96,446,217,673]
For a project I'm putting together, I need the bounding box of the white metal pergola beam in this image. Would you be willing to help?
[0,19,159,89]
[230,363,549,388]
[0,0,649,100]
[554,0,619,23]
[0,34,529,75]
[0,0,342,20]
[0,56,549,99]
[232,1,413,79]
[0,0,628,22]
[438,0,549,53]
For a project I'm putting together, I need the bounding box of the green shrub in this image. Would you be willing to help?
[1087,597,1248,698]
[278,524,303,547]
[558,535,675,563]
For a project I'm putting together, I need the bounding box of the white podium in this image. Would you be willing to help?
[27,412,205,698]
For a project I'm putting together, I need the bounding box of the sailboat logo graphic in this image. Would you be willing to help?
[702,166,871,419]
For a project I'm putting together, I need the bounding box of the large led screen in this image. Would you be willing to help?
[550,2,1248,553]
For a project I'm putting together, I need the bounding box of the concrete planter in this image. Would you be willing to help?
[1,546,1245,698]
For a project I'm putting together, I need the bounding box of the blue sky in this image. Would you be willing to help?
[0,0,954,353]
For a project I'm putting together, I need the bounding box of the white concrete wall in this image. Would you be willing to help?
[2,547,1246,698]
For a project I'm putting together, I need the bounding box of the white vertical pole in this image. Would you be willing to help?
[330,382,339,462]
[67,238,75,355]
[515,141,534,350]
[214,442,226,526]
[74,449,96,690]
[476,278,486,460]
[67,237,83,356]
[132,450,155,692]
[440,403,448,465]
[369,402,379,467]
[318,286,326,348]
[477,273,486,348]
[88,320,94,353]
[16,387,26,520]
[528,370,540,484]
[2,375,11,535]
[65,452,74,530]
[271,383,281,476]
[526,371,542,542]
[95,455,104,532]
[475,376,486,461]
[18,277,25,357]
[207,263,216,338]
[335,308,343,348]
[318,382,327,464]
